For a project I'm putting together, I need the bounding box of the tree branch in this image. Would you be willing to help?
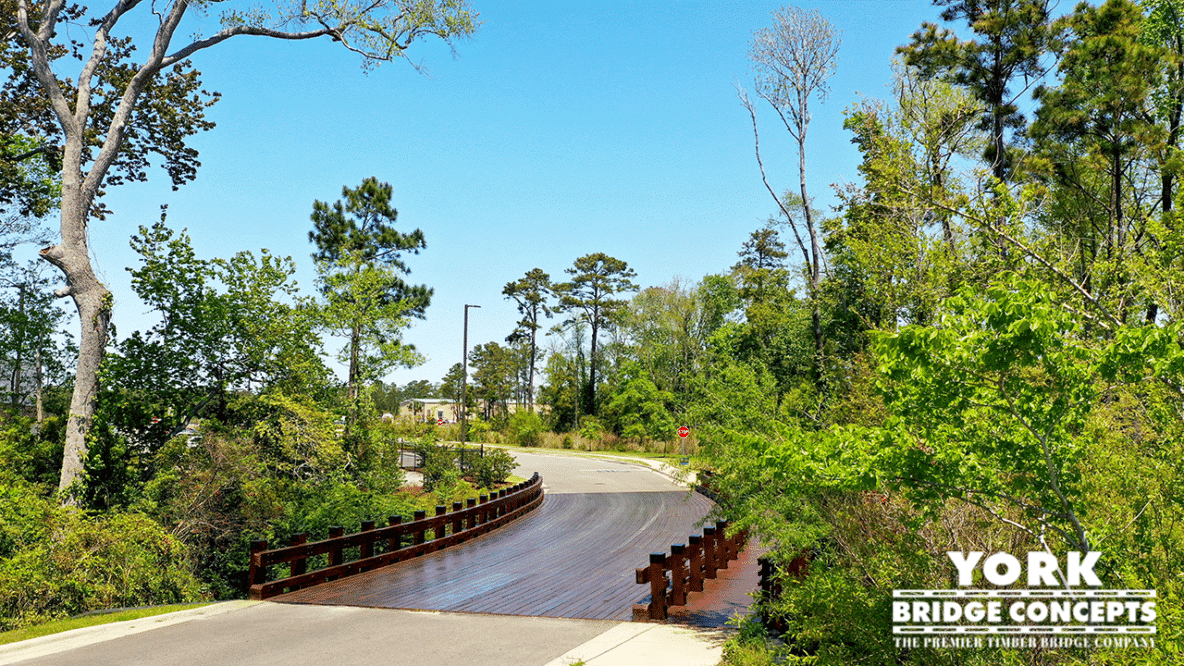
[739,85,811,268]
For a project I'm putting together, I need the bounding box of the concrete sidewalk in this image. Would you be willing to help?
[542,622,726,666]
[0,601,726,666]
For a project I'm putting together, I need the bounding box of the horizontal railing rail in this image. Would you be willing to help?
[247,473,543,600]
[632,519,747,622]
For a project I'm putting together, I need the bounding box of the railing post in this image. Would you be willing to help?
[715,521,729,570]
[687,535,704,592]
[702,526,718,579]
[758,557,773,599]
[327,526,344,580]
[669,544,687,607]
[248,539,267,598]
[478,494,489,525]
[452,501,463,535]
[359,520,376,566]
[434,505,446,540]
[466,498,477,529]
[388,515,403,552]
[327,527,344,566]
[647,552,668,621]
[289,533,308,589]
[413,510,427,545]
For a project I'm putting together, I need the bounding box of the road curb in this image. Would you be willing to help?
[0,600,261,665]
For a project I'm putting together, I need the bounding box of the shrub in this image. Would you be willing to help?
[578,416,603,441]
[465,416,491,443]
[0,416,64,489]
[0,490,207,631]
[470,449,516,489]
[414,439,459,494]
[507,411,544,447]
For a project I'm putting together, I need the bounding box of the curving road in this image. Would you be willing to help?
[272,450,714,620]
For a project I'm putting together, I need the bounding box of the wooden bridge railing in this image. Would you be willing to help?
[632,519,748,621]
[756,551,809,632]
[248,473,544,600]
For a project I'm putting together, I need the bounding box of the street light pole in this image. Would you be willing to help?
[461,304,481,457]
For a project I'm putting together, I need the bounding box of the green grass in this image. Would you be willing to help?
[0,603,217,646]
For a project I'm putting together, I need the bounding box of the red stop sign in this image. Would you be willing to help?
[677,426,690,439]
[437,418,445,426]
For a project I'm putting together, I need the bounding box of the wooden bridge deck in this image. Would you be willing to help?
[272,491,716,620]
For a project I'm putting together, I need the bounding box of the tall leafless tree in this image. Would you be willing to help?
[740,5,840,365]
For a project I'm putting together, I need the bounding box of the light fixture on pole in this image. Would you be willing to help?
[461,304,481,457]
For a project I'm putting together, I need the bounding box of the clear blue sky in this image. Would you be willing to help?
[85,0,948,388]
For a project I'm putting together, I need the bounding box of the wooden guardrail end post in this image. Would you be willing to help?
[248,539,267,599]
[647,552,668,621]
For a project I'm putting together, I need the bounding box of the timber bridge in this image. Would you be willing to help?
[247,450,763,625]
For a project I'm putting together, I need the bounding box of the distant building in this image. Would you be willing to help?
[398,398,460,423]
[397,398,548,424]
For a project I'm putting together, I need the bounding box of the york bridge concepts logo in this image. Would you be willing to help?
[893,551,1156,649]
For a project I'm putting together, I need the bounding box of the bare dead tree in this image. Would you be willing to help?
[741,5,840,364]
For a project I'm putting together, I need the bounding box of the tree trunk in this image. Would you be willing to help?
[527,330,536,410]
[347,321,361,430]
[11,285,26,408]
[797,130,824,366]
[41,199,112,500]
[588,317,599,416]
[35,345,44,423]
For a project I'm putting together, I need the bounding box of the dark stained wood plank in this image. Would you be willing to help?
[272,491,715,620]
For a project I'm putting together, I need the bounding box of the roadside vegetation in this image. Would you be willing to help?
[0,603,216,646]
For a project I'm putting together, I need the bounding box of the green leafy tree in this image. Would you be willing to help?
[1141,0,1184,218]
[898,0,1052,182]
[440,363,466,402]
[602,369,675,445]
[502,268,553,409]
[554,253,637,415]
[0,262,73,417]
[14,0,476,501]
[1030,0,1164,323]
[468,341,516,424]
[94,221,330,506]
[872,273,1184,552]
[310,178,432,426]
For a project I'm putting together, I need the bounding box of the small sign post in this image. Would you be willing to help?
[677,426,690,463]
